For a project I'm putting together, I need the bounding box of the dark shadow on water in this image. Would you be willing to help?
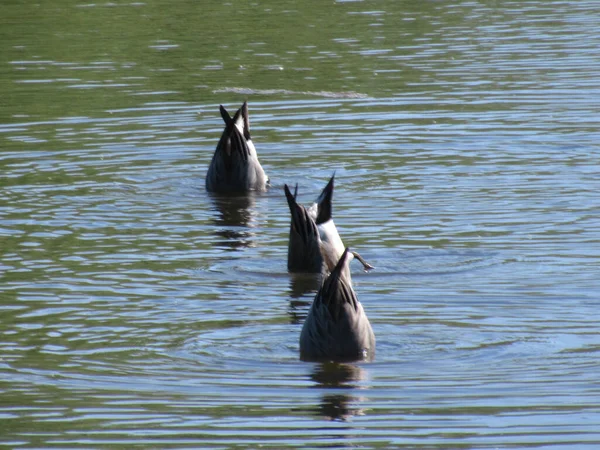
[209,192,258,250]
[310,361,367,421]
[288,298,310,325]
[288,272,321,324]
[319,394,358,422]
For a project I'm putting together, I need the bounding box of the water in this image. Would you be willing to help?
[1,0,599,448]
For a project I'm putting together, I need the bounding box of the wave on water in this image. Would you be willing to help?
[213,86,369,99]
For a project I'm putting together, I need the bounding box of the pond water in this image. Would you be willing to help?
[1,0,599,448]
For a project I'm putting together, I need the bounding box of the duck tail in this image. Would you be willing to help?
[219,105,233,127]
[284,183,299,213]
[320,248,357,317]
[230,103,244,129]
[218,103,250,162]
[241,101,251,140]
[315,173,335,224]
[284,183,306,230]
[285,183,319,248]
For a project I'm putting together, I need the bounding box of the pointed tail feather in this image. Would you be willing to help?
[325,246,351,281]
[319,247,358,318]
[315,173,335,225]
[284,183,298,213]
[241,101,251,140]
[284,184,313,244]
[219,105,232,126]
[230,124,250,161]
[230,103,243,128]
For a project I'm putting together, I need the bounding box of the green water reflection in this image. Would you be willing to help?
[1,0,476,120]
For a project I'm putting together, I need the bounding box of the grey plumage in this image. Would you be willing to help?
[300,248,375,362]
[206,101,269,193]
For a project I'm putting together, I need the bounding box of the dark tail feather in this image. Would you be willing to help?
[284,184,297,213]
[219,105,232,127]
[330,247,350,281]
[230,104,243,128]
[217,104,250,162]
[316,173,335,225]
[284,183,304,226]
[231,124,250,161]
[241,101,251,140]
[321,248,357,317]
[284,184,314,245]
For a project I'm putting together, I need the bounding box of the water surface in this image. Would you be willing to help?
[1,0,599,448]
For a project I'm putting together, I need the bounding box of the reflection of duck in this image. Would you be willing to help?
[284,174,372,275]
[288,298,310,325]
[318,394,360,422]
[311,361,366,421]
[289,272,321,299]
[288,272,321,325]
[206,101,269,193]
[300,248,375,362]
[209,193,256,249]
[311,361,365,387]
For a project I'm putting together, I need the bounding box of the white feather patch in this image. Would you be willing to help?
[318,219,345,256]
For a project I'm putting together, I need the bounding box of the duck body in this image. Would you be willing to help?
[206,101,269,193]
[284,174,344,273]
[300,248,375,362]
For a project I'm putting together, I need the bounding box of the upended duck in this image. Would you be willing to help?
[300,248,375,362]
[206,101,269,193]
[283,174,373,274]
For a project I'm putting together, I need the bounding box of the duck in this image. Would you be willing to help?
[284,174,373,274]
[205,101,269,193]
[299,248,375,362]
